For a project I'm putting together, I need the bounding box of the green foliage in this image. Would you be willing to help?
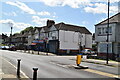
[0,44,5,46]
[20,26,33,34]
[13,33,19,35]
[92,44,97,51]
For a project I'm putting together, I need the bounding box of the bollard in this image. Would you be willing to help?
[33,68,38,80]
[38,51,39,55]
[17,59,21,78]
[76,54,82,66]
[32,50,34,54]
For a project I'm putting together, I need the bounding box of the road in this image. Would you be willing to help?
[0,50,119,79]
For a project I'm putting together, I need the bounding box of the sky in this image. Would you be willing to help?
[0,0,119,36]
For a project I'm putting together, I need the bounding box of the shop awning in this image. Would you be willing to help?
[31,43,37,45]
[32,40,44,43]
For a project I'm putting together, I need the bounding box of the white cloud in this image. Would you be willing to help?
[32,16,48,26]
[91,0,119,3]
[37,11,50,16]
[6,1,36,14]
[82,21,88,25]
[39,0,90,8]
[3,12,17,16]
[39,0,119,8]
[6,1,52,17]
[0,19,32,30]
[12,12,17,16]
[38,0,119,14]
[84,3,118,14]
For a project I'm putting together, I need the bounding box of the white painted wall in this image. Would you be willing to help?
[81,34,85,47]
[59,30,92,49]
[59,30,79,49]
[40,28,46,40]
[95,23,116,42]
[48,25,58,40]
[34,29,39,39]
[86,34,92,48]
[28,31,35,45]
[116,23,120,42]
[0,39,3,44]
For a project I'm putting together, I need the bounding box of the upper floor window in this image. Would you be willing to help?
[108,26,112,34]
[102,28,106,34]
[98,28,102,34]
[98,26,112,35]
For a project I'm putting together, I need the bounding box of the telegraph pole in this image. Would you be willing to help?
[9,22,13,46]
[106,0,110,64]
[11,26,13,45]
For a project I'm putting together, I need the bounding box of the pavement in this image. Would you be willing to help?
[17,50,56,56]
[0,53,29,80]
[17,50,119,67]
[82,58,119,67]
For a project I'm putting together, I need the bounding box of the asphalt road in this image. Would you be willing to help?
[0,50,118,79]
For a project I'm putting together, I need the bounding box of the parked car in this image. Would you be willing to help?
[81,49,96,55]
[1,46,9,50]
[9,46,17,51]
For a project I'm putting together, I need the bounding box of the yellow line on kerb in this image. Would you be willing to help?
[84,69,119,78]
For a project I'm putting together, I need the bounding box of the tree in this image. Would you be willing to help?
[13,33,20,36]
[20,26,33,34]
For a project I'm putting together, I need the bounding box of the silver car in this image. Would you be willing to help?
[81,49,96,55]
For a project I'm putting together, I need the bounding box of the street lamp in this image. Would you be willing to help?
[8,22,13,46]
[106,0,110,64]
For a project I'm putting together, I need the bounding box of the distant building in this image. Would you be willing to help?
[47,21,92,54]
[9,20,92,55]
[92,33,96,45]
[0,35,3,44]
[30,20,92,54]
[95,13,120,59]
[2,34,9,45]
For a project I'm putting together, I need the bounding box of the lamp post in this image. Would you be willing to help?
[106,0,110,64]
[8,22,13,46]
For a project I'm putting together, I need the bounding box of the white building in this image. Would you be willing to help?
[28,20,92,55]
[95,13,120,59]
[0,35,3,45]
[47,20,92,55]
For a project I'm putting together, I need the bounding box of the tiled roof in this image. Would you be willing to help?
[43,26,49,32]
[95,12,120,26]
[34,27,42,31]
[54,23,92,34]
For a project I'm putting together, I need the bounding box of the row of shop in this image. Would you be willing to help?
[29,39,80,55]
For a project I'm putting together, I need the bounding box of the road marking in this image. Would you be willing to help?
[83,68,119,78]
[2,57,29,78]
[50,62,119,78]
[0,69,4,79]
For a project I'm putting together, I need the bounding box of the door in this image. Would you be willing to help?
[49,40,58,53]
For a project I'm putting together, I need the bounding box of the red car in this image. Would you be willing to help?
[9,46,17,51]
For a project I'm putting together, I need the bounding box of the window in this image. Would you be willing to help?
[98,26,112,35]
[105,27,112,34]
[98,42,112,53]
[102,28,105,34]
[98,28,101,34]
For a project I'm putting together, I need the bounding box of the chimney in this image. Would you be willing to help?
[47,20,55,27]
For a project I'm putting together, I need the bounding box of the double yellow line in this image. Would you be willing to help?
[83,68,119,78]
